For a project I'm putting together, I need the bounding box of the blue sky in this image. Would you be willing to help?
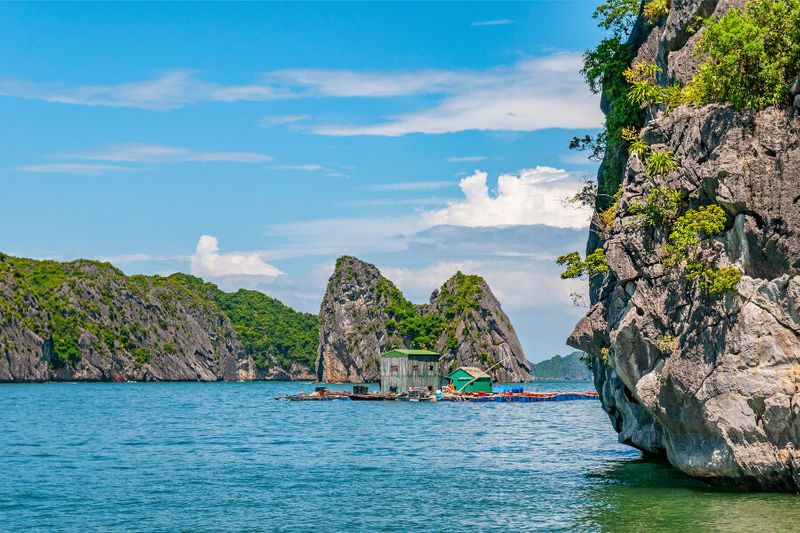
[0,2,604,362]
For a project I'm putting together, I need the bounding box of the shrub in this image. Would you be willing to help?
[663,205,727,265]
[687,263,743,295]
[592,0,641,38]
[557,249,609,279]
[629,139,650,157]
[644,0,670,23]
[655,335,677,352]
[662,204,741,295]
[645,150,679,176]
[687,0,800,109]
[628,187,684,227]
[131,347,149,365]
[580,36,643,195]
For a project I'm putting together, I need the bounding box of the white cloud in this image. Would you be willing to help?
[15,163,139,175]
[370,180,454,191]
[0,69,288,110]
[426,167,591,229]
[308,53,602,136]
[446,156,487,163]
[98,253,187,262]
[64,143,272,163]
[259,114,309,127]
[190,235,283,279]
[0,53,600,137]
[343,197,449,208]
[268,68,470,97]
[269,164,326,171]
[471,19,514,26]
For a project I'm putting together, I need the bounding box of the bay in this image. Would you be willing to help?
[1,381,797,532]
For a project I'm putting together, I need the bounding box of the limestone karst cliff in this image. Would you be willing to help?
[0,254,317,382]
[316,256,530,383]
[568,0,800,490]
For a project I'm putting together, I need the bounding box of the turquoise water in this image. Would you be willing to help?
[1,381,797,532]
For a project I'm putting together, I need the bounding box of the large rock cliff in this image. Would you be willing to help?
[569,0,800,490]
[316,256,530,383]
[0,254,317,382]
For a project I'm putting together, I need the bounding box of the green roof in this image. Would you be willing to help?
[448,366,491,379]
[380,349,440,358]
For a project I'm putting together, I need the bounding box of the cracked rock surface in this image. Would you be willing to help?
[569,0,800,490]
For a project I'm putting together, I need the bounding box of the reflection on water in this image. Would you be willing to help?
[577,459,800,532]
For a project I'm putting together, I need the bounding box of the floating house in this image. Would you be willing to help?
[380,349,442,394]
[448,367,493,393]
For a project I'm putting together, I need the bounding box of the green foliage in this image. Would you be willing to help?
[628,187,684,227]
[213,288,319,370]
[592,0,641,38]
[628,139,650,156]
[687,0,800,110]
[131,347,149,365]
[664,205,727,265]
[655,335,677,352]
[380,271,484,353]
[645,150,679,176]
[662,205,741,296]
[52,309,81,367]
[0,254,321,372]
[686,263,743,295]
[580,36,643,195]
[643,0,669,23]
[597,186,622,236]
[557,249,609,279]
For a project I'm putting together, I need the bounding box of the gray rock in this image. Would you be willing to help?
[315,256,530,383]
[570,0,800,491]
[0,259,251,382]
[791,75,800,96]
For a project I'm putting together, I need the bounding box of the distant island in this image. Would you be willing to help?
[529,351,590,381]
[0,252,529,383]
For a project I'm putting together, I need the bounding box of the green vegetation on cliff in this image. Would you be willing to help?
[378,271,484,353]
[689,0,800,110]
[0,254,318,371]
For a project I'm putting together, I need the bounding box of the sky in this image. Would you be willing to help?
[0,1,605,362]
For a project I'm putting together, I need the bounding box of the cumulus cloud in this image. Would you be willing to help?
[190,235,283,279]
[426,167,591,229]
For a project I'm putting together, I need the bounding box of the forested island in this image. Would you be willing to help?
[0,253,529,383]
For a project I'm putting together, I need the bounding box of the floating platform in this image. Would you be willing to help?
[276,389,599,403]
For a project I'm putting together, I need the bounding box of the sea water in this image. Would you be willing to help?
[1,381,797,532]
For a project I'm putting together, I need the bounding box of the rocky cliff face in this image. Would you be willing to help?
[316,256,530,383]
[0,255,316,382]
[569,1,800,490]
[315,256,405,383]
[427,273,530,383]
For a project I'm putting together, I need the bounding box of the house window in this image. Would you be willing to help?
[390,365,399,374]
[429,365,434,371]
